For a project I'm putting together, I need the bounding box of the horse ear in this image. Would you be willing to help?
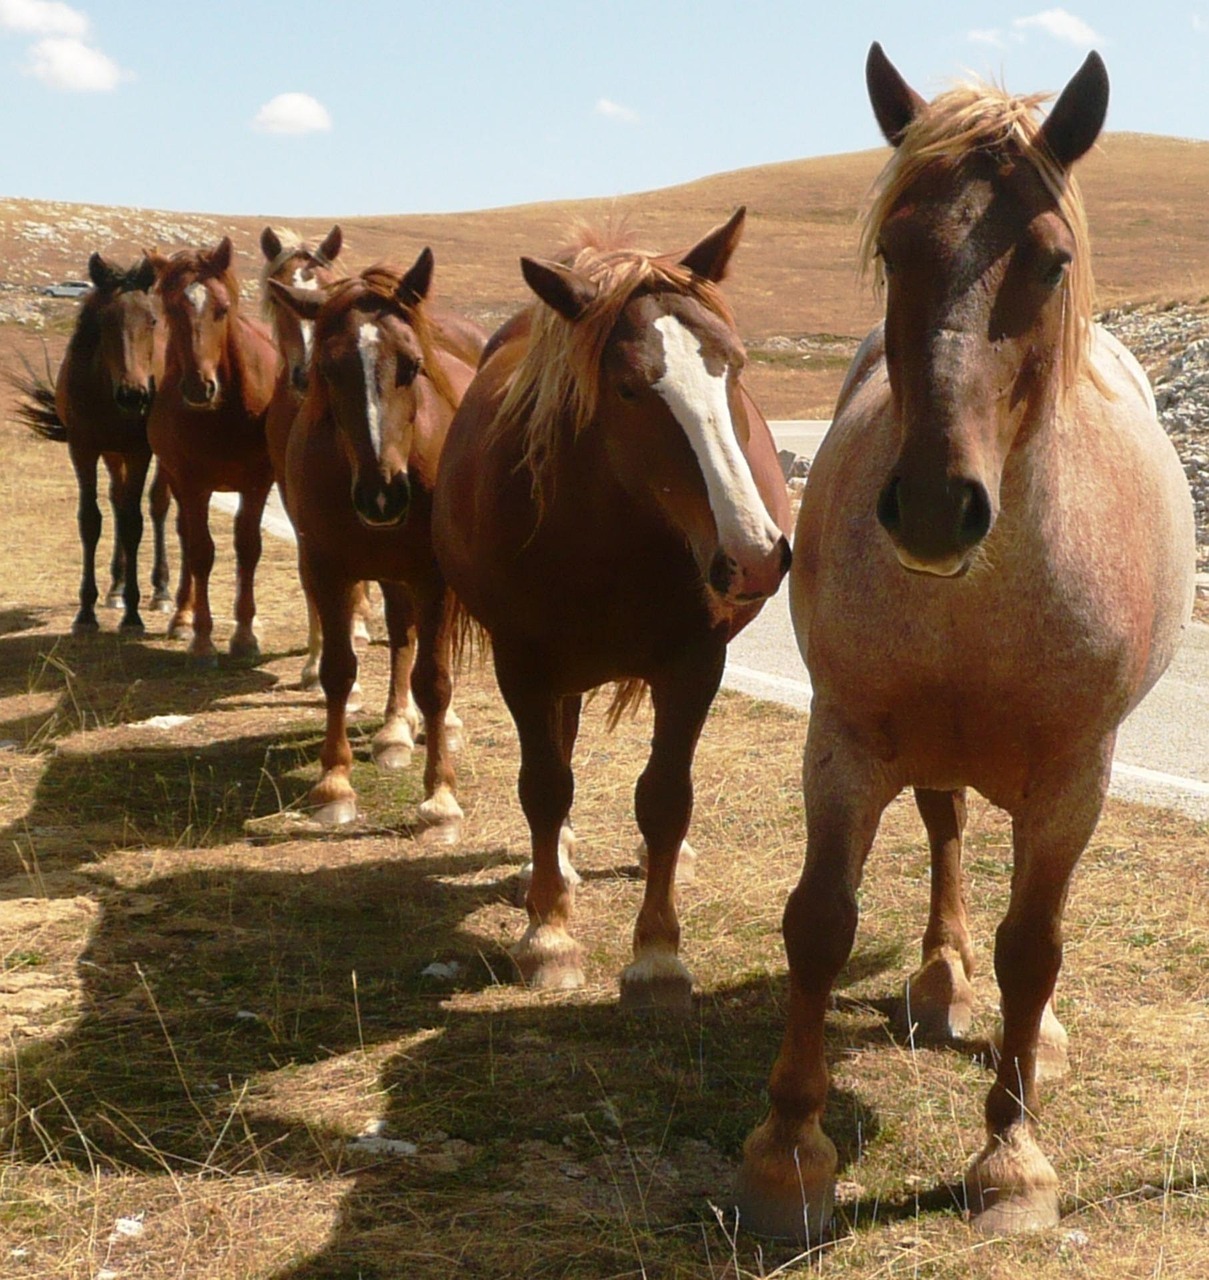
[396,246,435,309]
[260,226,283,261]
[145,249,169,280]
[211,236,234,274]
[866,42,926,146]
[88,252,110,290]
[318,225,343,264]
[1038,51,1109,169]
[267,277,325,320]
[680,206,746,282]
[132,257,157,293]
[521,257,597,321]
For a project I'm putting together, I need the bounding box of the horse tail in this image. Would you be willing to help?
[6,351,66,443]
[448,591,491,670]
[602,678,650,732]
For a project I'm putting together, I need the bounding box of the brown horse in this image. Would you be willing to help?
[259,224,361,687]
[147,238,279,663]
[13,253,172,634]
[433,210,792,1010]
[269,251,483,829]
[737,47,1196,1240]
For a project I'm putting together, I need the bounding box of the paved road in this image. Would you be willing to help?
[215,418,1209,818]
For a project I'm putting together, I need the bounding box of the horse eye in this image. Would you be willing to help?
[1042,253,1071,290]
[397,356,421,386]
[617,384,639,403]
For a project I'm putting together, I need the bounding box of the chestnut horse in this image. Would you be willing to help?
[259,224,360,687]
[147,238,279,663]
[269,251,483,830]
[13,254,172,633]
[737,47,1195,1240]
[433,210,792,1010]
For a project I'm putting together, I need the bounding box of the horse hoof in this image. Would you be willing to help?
[734,1115,837,1243]
[636,837,697,885]
[418,786,464,828]
[965,1126,1060,1235]
[418,819,461,847]
[619,951,694,1015]
[345,682,364,715]
[187,650,219,670]
[445,725,465,754]
[991,1002,1069,1081]
[299,663,321,690]
[151,593,174,614]
[352,618,372,646]
[373,741,413,771]
[167,619,193,642]
[309,796,358,825]
[512,924,585,990]
[229,636,261,661]
[895,946,975,1042]
[71,618,100,637]
[104,593,124,611]
[119,617,147,638]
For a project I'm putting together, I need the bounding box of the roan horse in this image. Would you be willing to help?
[433,210,792,1010]
[736,47,1195,1240]
[268,251,483,830]
[12,253,172,633]
[147,238,279,663]
[259,223,364,688]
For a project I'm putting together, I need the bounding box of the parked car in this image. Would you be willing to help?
[43,281,91,298]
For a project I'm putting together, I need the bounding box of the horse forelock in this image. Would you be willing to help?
[495,236,736,505]
[158,250,240,312]
[858,80,1095,399]
[313,266,460,409]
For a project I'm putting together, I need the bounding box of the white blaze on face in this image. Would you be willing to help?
[357,322,383,457]
[291,266,318,364]
[651,314,781,559]
[185,282,207,316]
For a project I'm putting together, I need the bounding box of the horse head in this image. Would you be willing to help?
[864,43,1108,576]
[150,236,242,410]
[259,224,343,394]
[85,252,159,418]
[518,208,790,610]
[269,248,437,528]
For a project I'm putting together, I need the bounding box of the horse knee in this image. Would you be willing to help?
[783,879,858,984]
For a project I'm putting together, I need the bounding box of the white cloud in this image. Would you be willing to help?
[595,97,639,125]
[1012,9,1102,47]
[252,92,332,135]
[968,27,1008,48]
[0,0,88,38]
[23,35,124,90]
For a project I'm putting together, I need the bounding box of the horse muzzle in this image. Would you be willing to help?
[352,472,411,528]
[181,372,221,409]
[114,380,154,418]
[876,473,994,576]
[707,534,792,603]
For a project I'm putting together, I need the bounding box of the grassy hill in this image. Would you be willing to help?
[3,131,1209,417]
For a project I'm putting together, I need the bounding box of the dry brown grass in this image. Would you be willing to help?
[1,143,1208,1276]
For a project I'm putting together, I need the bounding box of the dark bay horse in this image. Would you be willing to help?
[433,210,792,1010]
[269,251,483,830]
[13,254,172,633]
[737,47,1195,1240]
[259,224,359,688]
[147,238,279,663]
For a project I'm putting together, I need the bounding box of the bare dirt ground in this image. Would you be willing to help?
[1,139,1207,1277]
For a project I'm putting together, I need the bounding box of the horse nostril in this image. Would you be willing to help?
[876,476,902,534]
[957,481,992,546]
[708,550,735,595]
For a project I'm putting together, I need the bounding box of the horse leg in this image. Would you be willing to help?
[372,582,419,770]
[736,704,898,1241]
[167,485,196,641]
[352,580,374,645]
[299,582,324,690]
[176,490,217,663]
[619,645,723,1014]
[497,651,583,989]
[104,459,127,610]
[897,787,976,1041]
[230,482,269,658]
[513,695,583,906]
[69,444,102,635]
[305,564,360,824]
[412,585,463,837]
[964,742,1110,1235]
[148,463,173,612]
[111,450,152,634]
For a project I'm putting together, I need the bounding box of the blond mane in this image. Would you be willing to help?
[494,229,736,506]
[858,80,1097,398]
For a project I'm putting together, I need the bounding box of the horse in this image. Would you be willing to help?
[259,224,366,688]
[736,46,1196,1241]
[11,253,173,634]
[432,209,792,1011]
[147,237,279,663]
[268,250,484,830]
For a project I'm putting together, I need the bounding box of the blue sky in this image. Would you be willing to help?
[2,1,1207,217]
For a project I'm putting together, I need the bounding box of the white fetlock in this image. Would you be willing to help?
[635,837,697,886]
[418,784,464,827]
[513,828,581,907]
[619,947,694,1014]
[512,923,585,990]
